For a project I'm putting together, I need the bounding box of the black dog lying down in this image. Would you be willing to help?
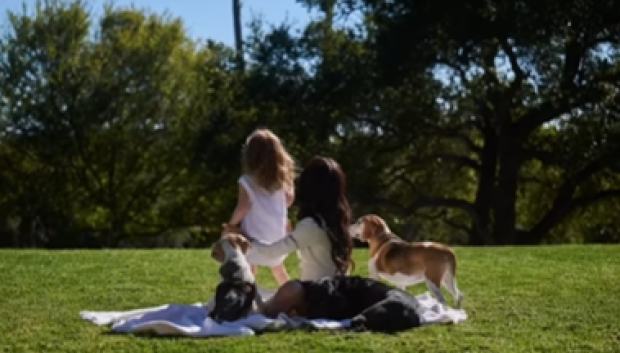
[299,275,422,333]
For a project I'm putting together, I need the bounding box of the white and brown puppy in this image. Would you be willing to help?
[207,232,264,321]
[211,232,254,282]
[349,214,464,308]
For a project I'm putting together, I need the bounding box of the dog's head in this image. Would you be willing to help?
[349,214,390,242]
[209,280,257,323]
[211,232,251,263]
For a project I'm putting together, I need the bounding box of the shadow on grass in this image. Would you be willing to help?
[99,325,416,340]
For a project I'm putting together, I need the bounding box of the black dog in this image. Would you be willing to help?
[299,275,422,333]
[209,279,258,323]
[209,257,260,323]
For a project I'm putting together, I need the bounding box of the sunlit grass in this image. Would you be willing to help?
[1,245,618,352]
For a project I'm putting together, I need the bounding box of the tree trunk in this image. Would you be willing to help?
[232,0,244,72]
[470,129,497,245]
[492,139,521,245]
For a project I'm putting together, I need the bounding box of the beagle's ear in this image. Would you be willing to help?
[238,236,251,254]
[359,218,370,241]
[211,242,225,263]
[229,233,251,254]
[221,223,229,236]
[363,215,387,237]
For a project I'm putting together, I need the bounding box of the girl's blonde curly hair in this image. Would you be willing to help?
[242,128,296,194]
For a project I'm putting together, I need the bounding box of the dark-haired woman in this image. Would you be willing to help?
[244,156,356,317]
[248,155,355,281]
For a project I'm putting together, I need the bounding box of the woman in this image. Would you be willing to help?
[247,156,355,317]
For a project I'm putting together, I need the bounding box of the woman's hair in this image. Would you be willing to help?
[242,128,296,194]
[296,156,354,275]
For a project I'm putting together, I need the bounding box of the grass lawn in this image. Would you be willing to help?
[1,246,619,353]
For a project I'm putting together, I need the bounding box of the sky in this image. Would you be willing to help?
[0,0,314,45]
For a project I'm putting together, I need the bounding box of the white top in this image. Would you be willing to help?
[250,217,339,281]
[239,175,287,244]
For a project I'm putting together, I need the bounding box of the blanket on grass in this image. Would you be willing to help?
[80,288,467,337]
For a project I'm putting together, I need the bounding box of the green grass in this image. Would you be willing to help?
[1,246,619,353]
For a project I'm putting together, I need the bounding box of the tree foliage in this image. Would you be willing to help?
[1,0,619,248]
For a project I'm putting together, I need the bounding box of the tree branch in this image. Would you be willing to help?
[572,189,620,209]
[355,194,478,227]
[412,209,471,234]
[480,40,500,88]
[411,209,446,222]
[518,175,554,189]
[561,36,584,91]
[433,153,481,171]
[405,197,475,217]
[522,158,610,244]
[442,217,471,235]
[498,37,526,98]
[520,147,562,167]
[514,37,620,137]
[355,196,408,215]
[449,132,483,155]
[427,124,483,155]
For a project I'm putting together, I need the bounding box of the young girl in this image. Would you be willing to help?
[225,128,296,286]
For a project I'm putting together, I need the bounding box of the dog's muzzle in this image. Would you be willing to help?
[348,223,362,239]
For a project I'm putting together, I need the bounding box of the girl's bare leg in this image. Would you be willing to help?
[261,280,305,318]
[271,263,290,286]
[251,264,258,277]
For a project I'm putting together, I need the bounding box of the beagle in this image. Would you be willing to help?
[208,232,265,322]
[349,214,464,308]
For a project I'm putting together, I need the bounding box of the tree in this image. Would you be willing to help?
[0,1,221,244]
[317,0,620,244]
[2,0,619,247]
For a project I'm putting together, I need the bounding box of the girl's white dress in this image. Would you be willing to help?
[238,175,288,267]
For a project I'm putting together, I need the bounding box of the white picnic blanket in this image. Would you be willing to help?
[80,288,467,337]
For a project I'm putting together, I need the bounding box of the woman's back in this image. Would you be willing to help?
[294,218,338,281]
[250,216,340,281]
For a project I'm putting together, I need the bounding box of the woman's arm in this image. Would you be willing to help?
[227,184,251,227]
[251,219,316,257]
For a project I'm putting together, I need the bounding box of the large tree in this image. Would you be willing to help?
[295,0,620,244]
[0,1,227,245]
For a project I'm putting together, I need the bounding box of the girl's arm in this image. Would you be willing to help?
[227,184,251,227]
[285,189,294,232]
[285,189,295,208]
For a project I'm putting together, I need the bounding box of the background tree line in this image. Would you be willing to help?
[1,0,619,248]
